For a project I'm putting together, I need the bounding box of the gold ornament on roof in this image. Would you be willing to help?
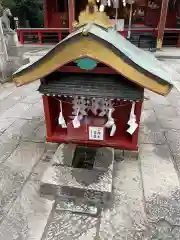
[73,0,113,29]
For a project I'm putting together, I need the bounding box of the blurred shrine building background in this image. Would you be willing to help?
[16,0,180,48]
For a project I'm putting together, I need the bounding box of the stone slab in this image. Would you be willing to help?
[4,142,45,177]
[172,153,180,174]
[56,197,98,215]
[94,147,114,171]
[99,160,147,240]
[165,129,180,153]
[158,117,180,130]
[0,118,15,133]
[140,109,157,125]
[140,144,180,225]
[147,91,170,106]
[41,165,113,194]
[123,150,139,159]
[42,210,98,240]
[0,118,42,144]
[139,123,166,145]
[0,88,12,101]
[0,102,33,119]
[20,91,41,104]
[0,91,25,116]
[22,101,44,120]
[0,161,54,240]
[23,122,46,143]
[0,142,18,164]
[114,149,124,162]
[145,220,175,240]
[20,119,43,140]
[52,143,76,167]
[154,105,179,119]
[142,99,154,110]
[0,164,26,223]
[0,118,28,143]
[41,147,114,203]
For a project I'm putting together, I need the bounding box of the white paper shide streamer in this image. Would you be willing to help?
[127,101,138,135]
[58,100,67,128]
[71,96,117,137]
[72,97,87,128]
[72,107,81,128]
[104,107,116,137]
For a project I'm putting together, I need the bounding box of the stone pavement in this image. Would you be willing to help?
[1,64,180,239]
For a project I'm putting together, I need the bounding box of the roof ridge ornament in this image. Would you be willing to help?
[73,0,113,29]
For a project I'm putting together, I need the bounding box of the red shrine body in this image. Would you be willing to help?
[43,95,143,151]
[41,65,143,151]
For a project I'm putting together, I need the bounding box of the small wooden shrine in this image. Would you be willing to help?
[13,1,173,151]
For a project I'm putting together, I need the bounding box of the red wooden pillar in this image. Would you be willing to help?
[38,31,42,44]
[156,0,169,49]
[58,31,62,41]
[19,31,24,44]
[68,0,75,33]
[144,0,149,24]
[43,0,48,28]
[178,34,180,48]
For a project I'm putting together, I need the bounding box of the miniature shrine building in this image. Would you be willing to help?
[13,4,173,151]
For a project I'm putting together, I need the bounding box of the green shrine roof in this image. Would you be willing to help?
[13,23,173,96]
[69,23,172,85]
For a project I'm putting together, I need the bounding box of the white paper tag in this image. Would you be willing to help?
[127,115,136,126]
[58,112,67,128]
[89,127,104,140]
[110,123,116,137]
[127,122,138,135]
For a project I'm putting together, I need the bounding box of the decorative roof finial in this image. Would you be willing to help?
[73,0,113,29]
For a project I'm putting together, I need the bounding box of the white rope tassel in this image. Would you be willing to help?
[104,108,116,136]
[58,100,67,128]
[127,102,138,135]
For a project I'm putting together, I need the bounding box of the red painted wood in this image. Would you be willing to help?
[58,31,62,41]
[42,95,60,137]
[46,135,138,151]
[19,31,24,44]
[38,31,42,44]
[178,34,180,48]
[43,0,48,27]
[43,96,141,150]
[157,0,170,47]
[57,66,117,74]
[144,8,176,28]
[17,27,180,46]
[68,0,75,32]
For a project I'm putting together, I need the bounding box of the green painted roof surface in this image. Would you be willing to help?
[14,23,172,88]
[87,24,172,85]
